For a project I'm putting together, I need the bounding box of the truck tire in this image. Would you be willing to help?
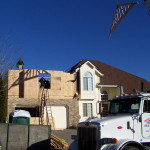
[122,146,140,150]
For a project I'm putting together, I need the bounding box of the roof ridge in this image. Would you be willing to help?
[89,60,148,81]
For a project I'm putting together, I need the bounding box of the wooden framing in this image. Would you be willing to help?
[109,2,139,39]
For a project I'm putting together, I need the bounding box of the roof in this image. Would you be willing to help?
[69,59,150,93]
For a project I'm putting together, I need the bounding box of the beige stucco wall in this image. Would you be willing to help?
[78,62,121,122]
[78,62,102,121]
[100,87,120,100]
[79,62,101,100]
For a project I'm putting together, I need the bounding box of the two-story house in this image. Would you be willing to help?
[69,59,150,122]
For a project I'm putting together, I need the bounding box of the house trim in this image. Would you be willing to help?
[97,84,118,88]
[75,61,104,76]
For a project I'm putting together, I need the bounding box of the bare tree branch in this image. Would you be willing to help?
[0,32,20,90]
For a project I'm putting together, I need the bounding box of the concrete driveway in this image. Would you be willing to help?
[52,129,77,146]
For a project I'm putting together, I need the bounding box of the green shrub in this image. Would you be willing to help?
[0,75,7,123]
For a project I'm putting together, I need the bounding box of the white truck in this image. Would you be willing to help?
[69,92,150,150]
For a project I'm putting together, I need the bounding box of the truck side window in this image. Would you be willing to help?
[143,100,150,113]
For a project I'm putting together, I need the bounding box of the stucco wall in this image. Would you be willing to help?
[79,62,101,100]
[101,87,120,100]
[77,62,121,122]
[78,62,102,122]
[79,100,100,122]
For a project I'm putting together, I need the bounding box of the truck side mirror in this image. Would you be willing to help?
[127,121,135,133]
[127,121,130,129]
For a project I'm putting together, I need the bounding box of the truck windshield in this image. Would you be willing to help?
[109,98,141,114]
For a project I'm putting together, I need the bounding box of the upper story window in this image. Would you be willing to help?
[101,91,108,101]
[83,72,93,91]
[38,73,51,89]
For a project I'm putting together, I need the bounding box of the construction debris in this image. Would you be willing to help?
[51,134,68,149]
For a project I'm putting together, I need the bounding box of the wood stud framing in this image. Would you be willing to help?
[109,2,139,39]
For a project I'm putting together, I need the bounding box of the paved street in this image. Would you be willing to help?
[52,129,77,146]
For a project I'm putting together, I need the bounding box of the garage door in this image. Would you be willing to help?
[46,106,67,129]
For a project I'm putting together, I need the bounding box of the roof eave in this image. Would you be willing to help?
[75,60,104,76]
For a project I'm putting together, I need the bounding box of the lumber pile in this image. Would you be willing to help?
[51,134,68,149]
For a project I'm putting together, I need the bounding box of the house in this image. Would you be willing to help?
[5,69,79,129]
[69,59,150,122]
[5,59,150,128]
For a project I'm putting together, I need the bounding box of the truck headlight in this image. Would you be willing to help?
[101,138,118,145]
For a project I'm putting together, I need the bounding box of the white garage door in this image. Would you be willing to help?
[46,106,67,129]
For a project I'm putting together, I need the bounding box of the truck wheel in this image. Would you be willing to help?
[122,146,140,150]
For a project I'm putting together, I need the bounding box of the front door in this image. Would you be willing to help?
[99,102,109,117]
[102,103,109,117]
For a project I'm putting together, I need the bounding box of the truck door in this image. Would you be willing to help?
[142,100,150,138]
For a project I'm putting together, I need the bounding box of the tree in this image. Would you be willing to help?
[0,33,20,122]
[0,75,7,123]
[0,33,20,80]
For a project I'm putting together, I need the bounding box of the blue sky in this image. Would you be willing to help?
[0,0,150,81]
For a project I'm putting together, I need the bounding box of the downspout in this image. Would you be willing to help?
[120,85,123,95]
[98,86,103,119]
[141,81,144,92]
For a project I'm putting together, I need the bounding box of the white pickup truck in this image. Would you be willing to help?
[69,92,150,150]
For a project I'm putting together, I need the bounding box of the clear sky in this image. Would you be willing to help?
[0,0,150,81]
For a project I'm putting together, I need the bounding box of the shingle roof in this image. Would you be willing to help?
[69,59,150,93]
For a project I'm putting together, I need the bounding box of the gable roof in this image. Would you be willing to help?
[77,60,104,76]
[69,59,150,93]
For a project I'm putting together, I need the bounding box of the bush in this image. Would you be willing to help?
[0,75,7,123]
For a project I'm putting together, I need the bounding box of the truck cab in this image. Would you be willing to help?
[69,92,150,150]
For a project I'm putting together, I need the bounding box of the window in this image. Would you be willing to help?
[101,91,108,101]
[109,98,141,114]
[38,73,51,89]
[83,103,93,117]
[83,72,93,91]
[143,100,150,113]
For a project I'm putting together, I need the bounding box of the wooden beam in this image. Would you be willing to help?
[109,2,139,39]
